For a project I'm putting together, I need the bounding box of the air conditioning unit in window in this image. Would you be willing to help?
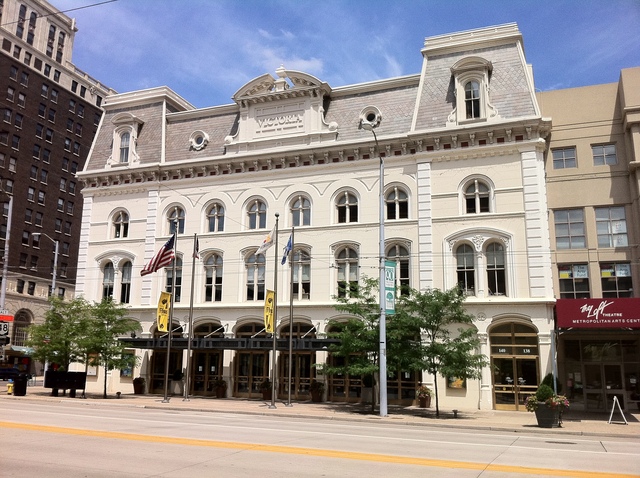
[301,293,310,300]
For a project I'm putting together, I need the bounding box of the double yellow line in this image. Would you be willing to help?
[1,421,636,478]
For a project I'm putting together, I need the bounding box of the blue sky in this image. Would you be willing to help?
[54,0,640,109]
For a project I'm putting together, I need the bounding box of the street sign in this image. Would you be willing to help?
[0,322,8,336]
[0,309,14,322]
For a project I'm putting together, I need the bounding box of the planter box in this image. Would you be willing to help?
[535,407,560,428]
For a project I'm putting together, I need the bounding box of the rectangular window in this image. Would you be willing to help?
[595,206,628,247]
[36,124,43,138]
[600,263,632,298]
[35,212,43,226]
[554,209,585,249]
[57,198,64,212]
[16,279,25,294]
[25,209,33,223]
[19,253,28,268]
[8,157,16,172]
[552,147,577,169]
[27,187,35,202]
[42,149,51,163]
[17,93,25,107]
[32,144,41,159]
[51,89,58,103]
[6,86,15,102]
[592,144,616,166]
[27,281,35,295]
[558,264,590,299]
[54,218,62,233]
[30,165,38,180]
[37,190,45,205]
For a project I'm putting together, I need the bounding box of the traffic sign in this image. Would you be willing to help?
[0,322,8,336]
[0,309,14,322]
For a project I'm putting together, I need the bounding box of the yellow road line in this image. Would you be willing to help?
[1,421,637,478]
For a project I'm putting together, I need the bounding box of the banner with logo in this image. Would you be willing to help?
[556,298,640,329]
[264,290,275,333]
[157,291,171,332]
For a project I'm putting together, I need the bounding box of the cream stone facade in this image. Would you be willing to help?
[76,24,556,411]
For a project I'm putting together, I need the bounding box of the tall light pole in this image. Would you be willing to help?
[360,111,388,417]
[32,233,59,298]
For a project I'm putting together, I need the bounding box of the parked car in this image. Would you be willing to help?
[0,367,20,381]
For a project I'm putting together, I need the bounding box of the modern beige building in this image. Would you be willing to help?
[539,67,640,412]
[76,23,556,411]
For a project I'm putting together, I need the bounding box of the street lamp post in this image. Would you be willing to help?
[360,112,388,417]
[32,233,59,298]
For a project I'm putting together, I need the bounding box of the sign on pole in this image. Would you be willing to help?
[0,322,9,336]
[384,261,396,315]
[0,308,13,322]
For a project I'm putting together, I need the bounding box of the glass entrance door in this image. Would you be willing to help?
[493,357,538,410]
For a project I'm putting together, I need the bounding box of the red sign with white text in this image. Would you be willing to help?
[556,298,640,329]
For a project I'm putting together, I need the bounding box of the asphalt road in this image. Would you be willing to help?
[1,400,639,477]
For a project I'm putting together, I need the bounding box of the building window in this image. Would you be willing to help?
[27,281,35,295]
[37,190,45,205]
[600,263,632,298]
[336,192,358,223]
[464,179,490,214]
[291,195,311,226]
[554,209,585,249]
[17,92,25,107]
[559,264,590,299]
[386,187,408,220]
[30,166,38,180]
[336,246,359,298]
[595,206,627,247]
[121,261,132,304]
[456,244,475,296]
[119,132,130,162]
[113,211,129,238]
[207,203,224,232]
[591,144,618,166]
[61,242,70,256]
[291,249,311,300]
[204,254,223,302]
[16,280,25,294]
[168,207,185,234]
[8,157,16,172]
[245,252,265,301]
[552,147,577,169]
[247,199,267,230]
[103,262,114,299]
[27,187,35,202]
[387,243,410,295]
[166,257,182,303]
[35,212,43,226]
[486,242,506,295]
[464,81,481,119]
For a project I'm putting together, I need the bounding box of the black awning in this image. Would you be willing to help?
[119,336,340,351]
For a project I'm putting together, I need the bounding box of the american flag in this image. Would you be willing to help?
[140,234,176,276]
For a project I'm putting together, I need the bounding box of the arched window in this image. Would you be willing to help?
[386,187,408,220]
[292,249,311,300]
[166,257,183,303]
[168,207,185,234]
[205,253,223,302]
[465,81,481,119]
[113,211,129,238]
[245,252,265,301]
[465,179,490,214]
[387,244,410,295]
[336,246,359,298]
[456,244,475,296]
[119,132,130,163]
[291,195,311,226]
[486,242,506,295]
[247,199,267,230]
[337,192,358,224]
[12,310,31,347]
[103,262,114,299]
[207,203,225,232]
[120,261,132,303]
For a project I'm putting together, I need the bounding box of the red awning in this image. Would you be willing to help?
[556,298,640,329]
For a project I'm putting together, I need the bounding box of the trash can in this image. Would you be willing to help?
[13,373,28,396]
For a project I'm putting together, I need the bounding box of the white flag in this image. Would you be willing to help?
[256,226,276,256]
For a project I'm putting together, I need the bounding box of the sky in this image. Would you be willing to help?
[52,0,640,109]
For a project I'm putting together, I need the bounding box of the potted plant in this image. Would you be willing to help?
[416,384,433,408]
[309,379,325,402]
[133,376,146,395]
[260,378,272,400]
[213,378,227,398]
[525,383,569,428]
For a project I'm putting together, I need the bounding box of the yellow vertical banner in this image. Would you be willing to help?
[264,290,275,333]
[157,291,171,332]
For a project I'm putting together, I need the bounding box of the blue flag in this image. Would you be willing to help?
[281,234,293,265]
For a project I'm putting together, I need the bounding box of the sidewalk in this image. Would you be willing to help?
[2,382,639,439]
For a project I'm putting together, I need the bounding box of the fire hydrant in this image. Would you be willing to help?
[7,380,14,395]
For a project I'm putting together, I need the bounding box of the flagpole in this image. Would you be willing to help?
[184,233,197,401]
[163,215,178,403]
[269,213,279,410]
[286,227,295,407]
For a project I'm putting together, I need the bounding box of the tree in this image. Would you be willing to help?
[319,276,423,413]
[26,297,93,371]
[399,287,488,417]
[83,298,140,398]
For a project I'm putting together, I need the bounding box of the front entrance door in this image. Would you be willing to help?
[584,363,624,410]
[192,351,222,396]
[279,352,314,400]
[493,357,538,410]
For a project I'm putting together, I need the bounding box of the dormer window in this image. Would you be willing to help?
[108,112,143,168]
[448,56,498,126]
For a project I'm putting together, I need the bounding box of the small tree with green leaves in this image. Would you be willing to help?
[26,297,93,371]
[399,286,488,417]
[83,298,141,398]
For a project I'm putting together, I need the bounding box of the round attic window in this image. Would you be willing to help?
[189,130,209,151]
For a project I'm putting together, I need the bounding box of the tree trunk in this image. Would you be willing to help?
[433,372,440,418]
[103,361,108,399]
